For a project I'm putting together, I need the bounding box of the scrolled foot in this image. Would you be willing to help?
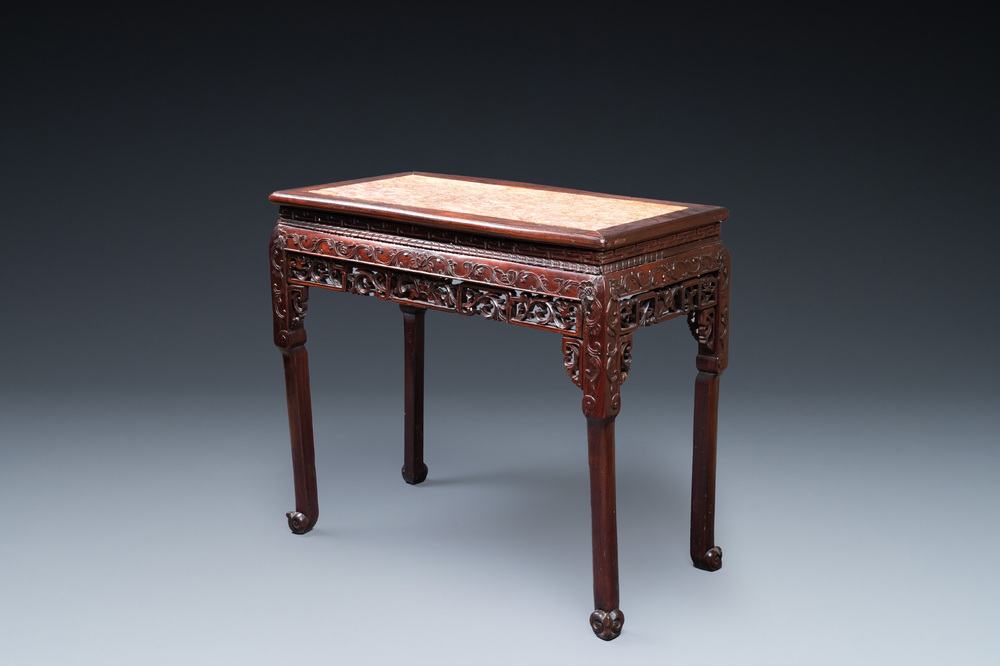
[589,608,625,641]
[286,511,313,535]
[401,462,428,485]
[693,546,723,572]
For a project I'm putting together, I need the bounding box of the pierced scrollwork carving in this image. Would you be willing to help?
[392,273,457,309]
[283,230,583,298]
[287,253,344,288]
[614,243,729,370]
[460,286,508,321]
[618,274,719,333]
[562,338,582,388]
[347,267,389,299]
[699,274,718,305]
[281,246,582,334]
[682,281,701,311]
[511,295,579,331]
[457,286,581,332]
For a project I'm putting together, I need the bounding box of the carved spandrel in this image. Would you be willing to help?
[687,307,716,353]
[563,338,583,388]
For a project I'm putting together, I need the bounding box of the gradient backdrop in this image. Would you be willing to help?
[1,6,997,664]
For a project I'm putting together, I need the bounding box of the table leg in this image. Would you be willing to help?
[572,280,626,640]
[400,305,428,485]
[282,344,319,534]
[271,227,319,534]
[587,416,625,641]
[691,369,722,571]
[688,249,730,571]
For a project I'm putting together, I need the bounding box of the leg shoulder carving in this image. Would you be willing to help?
[271,226,309,348]
[576,282,622,418]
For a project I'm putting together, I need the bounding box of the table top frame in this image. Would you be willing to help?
[271,172,729,251]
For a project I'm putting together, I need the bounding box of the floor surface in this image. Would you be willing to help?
[1,385,995,665]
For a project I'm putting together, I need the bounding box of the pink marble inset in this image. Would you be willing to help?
[308,174,687,232]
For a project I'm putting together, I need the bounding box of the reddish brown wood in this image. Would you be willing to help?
[271,172,728,250]
[269,173,731,640]
[688,245,729,570]
[277,204,723,267]
[400,305,428,485]
[587,416,624,640]
[271,227,319,534]
[281,345,319,534]
[691,371,722,570]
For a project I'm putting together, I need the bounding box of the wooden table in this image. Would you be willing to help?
[269,173,731,640]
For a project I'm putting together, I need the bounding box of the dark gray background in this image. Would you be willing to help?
[2,6,997,664]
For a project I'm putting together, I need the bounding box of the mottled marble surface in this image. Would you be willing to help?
[308,174,687,231]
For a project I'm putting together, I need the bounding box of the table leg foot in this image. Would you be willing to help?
[401,462,428,485]
[286,511,313,535]
[590,608,625,641]
[693,545,723,572]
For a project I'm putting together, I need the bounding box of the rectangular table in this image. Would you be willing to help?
[269,172,731,640]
